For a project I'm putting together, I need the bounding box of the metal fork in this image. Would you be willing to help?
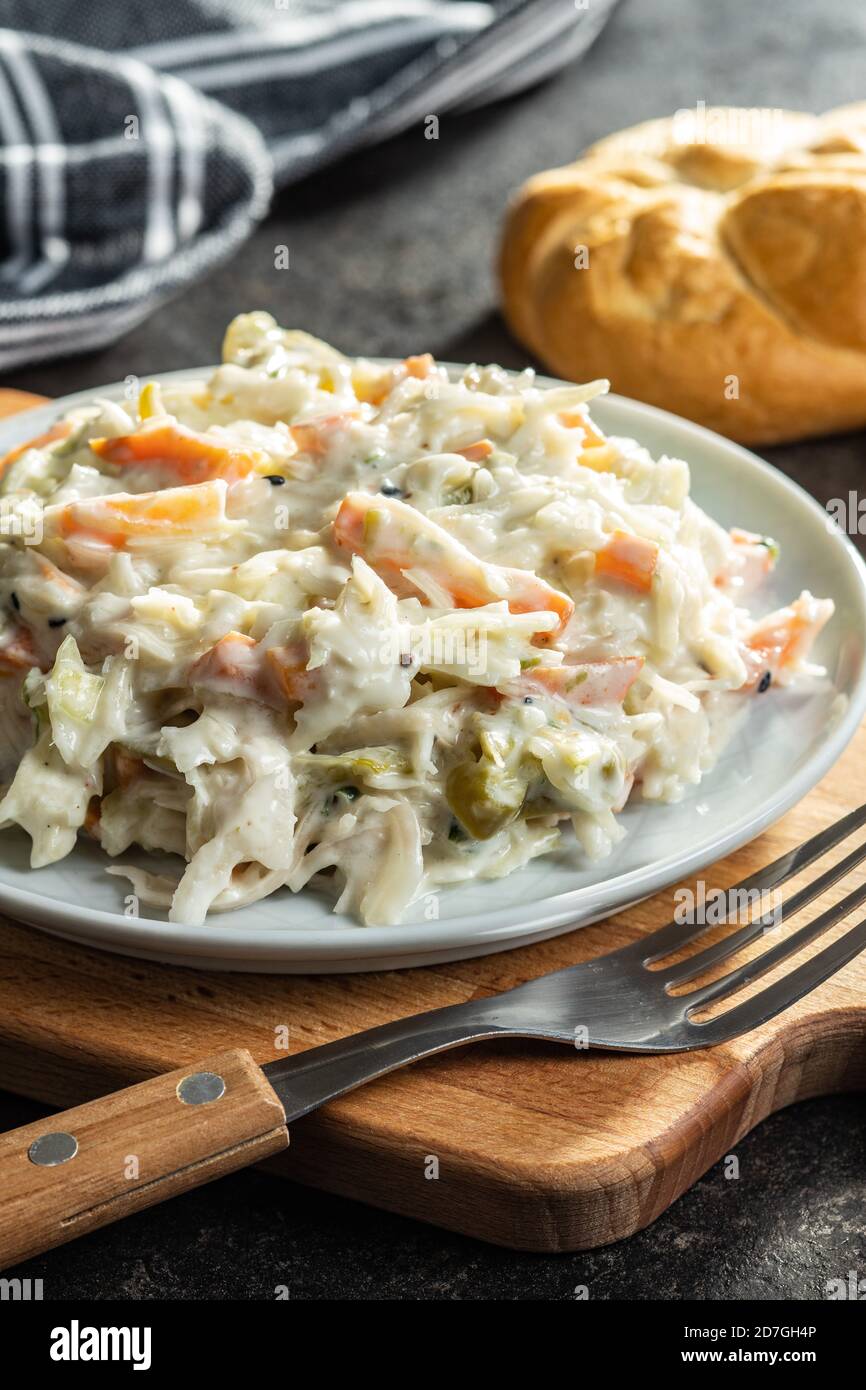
[271,802,866,1116]
[4,803,866,1270]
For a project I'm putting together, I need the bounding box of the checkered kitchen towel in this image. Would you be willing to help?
[0,0,618,371]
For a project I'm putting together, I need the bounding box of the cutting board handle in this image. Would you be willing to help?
[0,1048,288,1270]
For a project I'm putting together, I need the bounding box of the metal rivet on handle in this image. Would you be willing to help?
[177,1071,226,1106]
[28,1132,78,1166]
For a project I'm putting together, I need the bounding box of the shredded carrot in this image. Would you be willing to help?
[456,439,494,462]
[290,411,361,457]
[595,531,658,593]
[558,410,618,472]
[503,580,574,633]
[355,354,435,406]
[0,626,41,673]
[35,554,83,594]
[50,479,230,549]
[188,631,278,703]
[90,423,262,485]
[523,657,644,706]
[745,608,809,672]
[334,492,574,635]
[558,410,606,447]
[265,645,318,703]
[190,633,320,707]
[403,354,434,380]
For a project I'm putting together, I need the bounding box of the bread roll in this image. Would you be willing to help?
[499,104,866,444]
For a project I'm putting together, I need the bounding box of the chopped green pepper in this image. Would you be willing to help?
[445,757,528,840]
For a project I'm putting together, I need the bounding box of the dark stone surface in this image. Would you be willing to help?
[3,1087,865,1300]
[2,0,866,1299]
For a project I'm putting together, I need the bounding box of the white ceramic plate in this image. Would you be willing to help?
[1,371,865,972]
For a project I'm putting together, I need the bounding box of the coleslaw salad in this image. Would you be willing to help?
[0,313,835,927]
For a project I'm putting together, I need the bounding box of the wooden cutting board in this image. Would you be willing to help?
[1,728,865,1253]
[0,394,864,1252]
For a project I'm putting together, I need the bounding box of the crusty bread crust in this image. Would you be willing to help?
[499,105,866,444]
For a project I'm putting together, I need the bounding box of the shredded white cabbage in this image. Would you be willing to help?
[0,312,834,925]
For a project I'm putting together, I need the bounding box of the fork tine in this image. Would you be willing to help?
[687,916,866,1046]
[682,877,866,1011]
[664,832,866,987]
[637,800,866,965]
[663,915,772,988]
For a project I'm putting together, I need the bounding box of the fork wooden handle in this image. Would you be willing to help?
[0,1048,288,1270]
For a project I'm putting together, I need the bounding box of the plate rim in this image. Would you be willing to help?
[1,366,865,964]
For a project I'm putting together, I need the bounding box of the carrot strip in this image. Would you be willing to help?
[558,410,618,471]
[334,491,573,635]
[46,479,231,550]
[595,531,658,593]
[403,354,435,379]
[743,595,832,689]
[190,633,319,708]
[34,554,84,595]
[456,439,494,462]
[0,625,42,673]
[355,354,435,406]
[290,411,361,457]
[518,657,644,707]
[558,411,606,447]
[714,528,777,591]
[265,646,320,704]
[90,423,263,484]
[189,631,271,701]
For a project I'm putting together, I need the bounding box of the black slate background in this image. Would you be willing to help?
[2,0,866,1299]
[3,1089,866,1300]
